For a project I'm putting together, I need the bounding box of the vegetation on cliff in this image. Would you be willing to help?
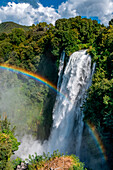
[84,22,113,167]
[0,117,20,169]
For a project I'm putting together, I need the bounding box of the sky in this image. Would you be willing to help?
[0,0,113,26]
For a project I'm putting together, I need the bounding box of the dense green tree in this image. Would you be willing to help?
[55,18,71,30]
[9,28,26,46]
[0,33,8,41]
[0,42,13,62]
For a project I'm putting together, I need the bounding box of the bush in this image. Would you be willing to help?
[0,117,20,169]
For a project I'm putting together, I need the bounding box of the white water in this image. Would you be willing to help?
[15,50,94,159]
[47,50,93,156]
[57,50,65,90]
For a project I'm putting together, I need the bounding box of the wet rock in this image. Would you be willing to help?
[16,162,27,170]
[16,165,21,170]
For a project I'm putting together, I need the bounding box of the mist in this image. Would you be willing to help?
[0,69,50,158]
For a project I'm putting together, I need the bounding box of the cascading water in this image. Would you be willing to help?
[57,50,65,90]
[13,49,108,169]
[48,50,93,156]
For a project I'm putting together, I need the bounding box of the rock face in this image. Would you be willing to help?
[16,162,27,170]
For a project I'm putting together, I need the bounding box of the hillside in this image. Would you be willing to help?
[0,21,30,33]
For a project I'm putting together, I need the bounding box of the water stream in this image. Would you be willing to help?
[48,50,93,156]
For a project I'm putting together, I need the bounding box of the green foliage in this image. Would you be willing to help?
[84,78,113,131]
[0,71,50,139]
[27,151,86,170]
[84,25,113,133]
[0,16,102,72]
[9,28,26,46]
[0,133,12,169]
[0,22,30,34]
[0,117,20,169]
[84,20,113,168]
[70,155,86,170]
[0,33,8,41]
[27,153,43,169]
[55,16,101,43]
[50,150,62,159]
[12,157,23,169]
[0,41,13,62]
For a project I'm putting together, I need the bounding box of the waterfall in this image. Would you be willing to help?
[48,50,93,156]
[14,50,108,169]
[57,50,65,90]
[14,50,95,160]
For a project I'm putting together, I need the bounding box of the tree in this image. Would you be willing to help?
[109,18,113,26]
[0,33,7,41]
[0,42,13,62]
[0,117,20,169]
[9,28,26,46]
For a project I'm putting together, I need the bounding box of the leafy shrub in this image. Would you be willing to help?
[0,117,20,169]
[12,157,23,169]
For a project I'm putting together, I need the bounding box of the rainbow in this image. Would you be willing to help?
[87,121,107,162]
[0,64,107,162]
[0,64,58,93]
